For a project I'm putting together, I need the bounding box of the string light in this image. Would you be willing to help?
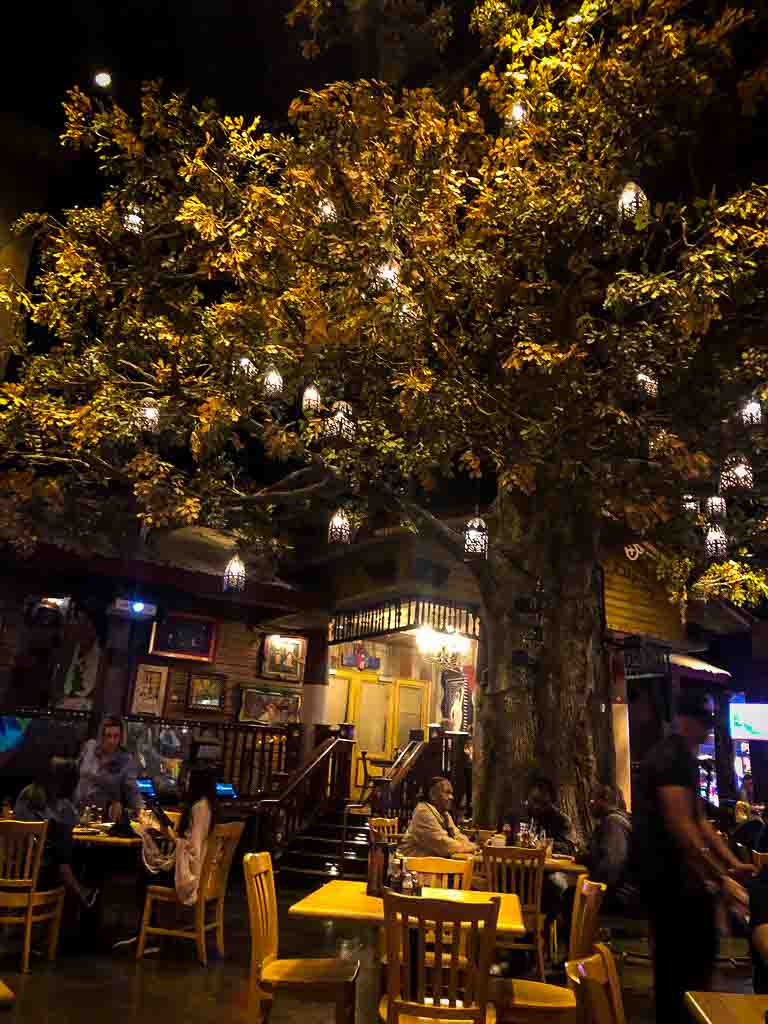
[504,102,528,129]
[374,258,401,290]
[223,554,247,592]
[124,205,143,234]
[93,70,112,89]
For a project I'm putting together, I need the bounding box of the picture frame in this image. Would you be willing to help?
[149,613,217,663]
[187,672,226,712]
[239,687,302,725]
[261,634,307,683]
[131,664,169,716]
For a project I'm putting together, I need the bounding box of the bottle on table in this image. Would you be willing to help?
[401,870,414,896]
[388,854,403,893]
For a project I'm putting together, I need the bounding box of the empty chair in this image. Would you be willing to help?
[568,875,606,961]
[404,856,474,890]
[244,852,358,1023]
[0,820,65,974]
[381,889,500,1024]
[483,844,547,980]
[565,943,625,1024]
[753,850,768,869]
[137,820,244,964]
[370,817,401,843]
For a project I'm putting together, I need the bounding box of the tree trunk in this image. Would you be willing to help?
[473,509,609,839]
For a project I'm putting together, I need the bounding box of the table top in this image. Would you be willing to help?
[289,879,525,936]
[72,827,141,847]
[685,991,768,1024]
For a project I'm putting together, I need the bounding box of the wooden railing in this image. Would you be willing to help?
[256,735,354,854]
[0,707,302,800]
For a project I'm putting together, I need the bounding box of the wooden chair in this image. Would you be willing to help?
[0,980,14,1007]
[381,889,500,1024]
[244,852,359,1023]
[568,875,606,961]
[370,817,401,843]
[404,856,474,890]
[483,844,547,980]
[137,820,244,964]
[0,820,65,974]
[565,943,625,1024]
[753,850,768,868]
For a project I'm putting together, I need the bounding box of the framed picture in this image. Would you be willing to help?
[131,664,169,716]
[239,687,302,725]
[187,672,226,712]
[149,613,217,663]
[261,634,307,683]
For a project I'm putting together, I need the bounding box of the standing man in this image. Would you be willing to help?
[632,691,753,1023]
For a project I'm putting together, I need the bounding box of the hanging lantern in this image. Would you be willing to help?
[139,398,160,432]
[237,356,256,377]
[705,495,726,521]
[721,453,753,491]
[262,364,283,398]
[374,258,401,290]
[504,102,528,129]
[223,554,246,593]
[682,494,699,515]
[325,401,355,441]
[740,398,763,427]
[328,508,351,544]
[317,198,338,223]
[124,204,143,235]
[636,368,658,398]
[302,383,321,413]
[464,515,489,559]
[705,524,728,560]
[618,181,649,221]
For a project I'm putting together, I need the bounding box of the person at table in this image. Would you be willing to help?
[585,783,635,912]
[75,716,142,820]
[632,691,753,1024]
[523,777,580,854]
[397,777,476,859]
[15,756,98,909]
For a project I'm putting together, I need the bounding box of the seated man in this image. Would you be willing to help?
[398,777,476,859]
[586,783,635,913]
[525,777,580,854]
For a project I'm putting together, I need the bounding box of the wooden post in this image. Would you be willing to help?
[713,688,736,804]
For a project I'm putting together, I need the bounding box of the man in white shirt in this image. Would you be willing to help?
[398,777,476,859]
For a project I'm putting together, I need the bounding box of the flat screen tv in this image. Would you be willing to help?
[729,703,768,741]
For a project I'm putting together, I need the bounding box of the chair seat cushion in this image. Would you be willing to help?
[379,994,496,1024]
[261,957,359,986]
[490,978,576,1010]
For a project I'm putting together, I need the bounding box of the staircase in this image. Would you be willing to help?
[276,807,371,886]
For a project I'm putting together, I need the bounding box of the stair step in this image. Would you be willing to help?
[278,865,367,881]
[287,848,367,864]
[294,835,368,848]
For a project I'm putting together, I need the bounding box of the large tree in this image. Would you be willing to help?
[3,0,768,827]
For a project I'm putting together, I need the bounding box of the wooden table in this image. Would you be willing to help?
[72,827,141,848]
[289,879,525,937]
[685,991,768,1023]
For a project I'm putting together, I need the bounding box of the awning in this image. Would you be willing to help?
[670,653,731,684]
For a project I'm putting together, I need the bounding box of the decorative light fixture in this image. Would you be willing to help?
[328,508,351,544]
[93,70,112,89]
[504,101,528,129]
[262,364,283,398]
[415,624,471,669]
[740,398,763,427]
[721,453,753,491]
[223,553,247,592]
[238,356,256,377]
[301,383,321,413]
[682,494,699,515]
[636,368,658,398]
[124,205,143,235]
[705,495,726,521]
[705,524,728,560]
[464,514,489,559]
[317,198,337,223]
[374,258,401,290]
[618,181,649,221]
[139,398,160,432]
[325,401,355,441]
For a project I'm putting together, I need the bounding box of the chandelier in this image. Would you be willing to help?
[416,625,471,669]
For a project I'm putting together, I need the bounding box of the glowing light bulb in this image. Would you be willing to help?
[94,70,112,89]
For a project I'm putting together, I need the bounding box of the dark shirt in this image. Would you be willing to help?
[750,873,768,993]
[587,810,632,890]
[631,733,699,891]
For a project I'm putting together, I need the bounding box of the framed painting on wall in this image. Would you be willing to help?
[239,687,302,725]
[187,672,226,712]
[149,613,217,663]
[131,664,169,716]
[261,634,307,683]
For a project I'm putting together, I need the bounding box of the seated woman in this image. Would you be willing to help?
[75,716,142,820]
[398,777,476,859]
[14,757,97,909]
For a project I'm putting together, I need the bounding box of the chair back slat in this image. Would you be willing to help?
[482,845,545,914]
[566,942,626,1024]
[404,856,474,891]
[383,891,499,1024]
[243,852,280,975]
[0,821,47,889]
[753,850,768,868]
[370,817,399,841]
[568,874,606,960]
[202,822,244,901]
